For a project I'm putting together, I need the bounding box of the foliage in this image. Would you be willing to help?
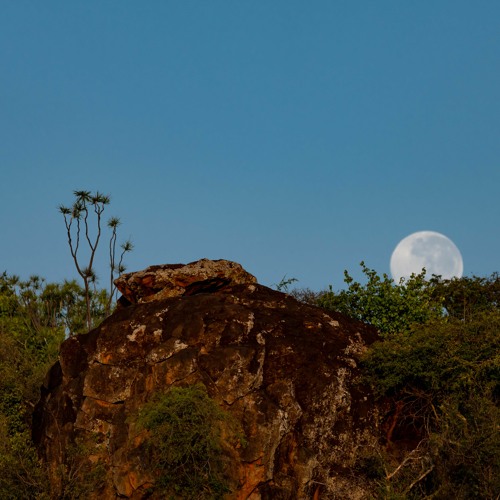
[39,279,109,336]
[361,313,500,498]
[312,264,500,497]
[355,441,435,499]
[363,313,499,398]
[57,438,106,499]
[0,427,50,500]
[137,385,244,499]
[0,274,66,425]
[317,262,442,335]
[430,273,500,321]
[273,274,298,293]
[59,190,133,331]
[0,271,109,498]
[315,264,500,335]
[0,273,107,493]
[0,273,68,499]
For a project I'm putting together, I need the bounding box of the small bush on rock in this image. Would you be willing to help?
[137,384,244,499]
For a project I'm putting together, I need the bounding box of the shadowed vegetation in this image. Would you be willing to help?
[137,384,245,499]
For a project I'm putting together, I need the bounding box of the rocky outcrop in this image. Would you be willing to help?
[114,258,257,304]
[33,260,379,499]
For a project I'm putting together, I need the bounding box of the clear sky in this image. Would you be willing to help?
[1,1,499,291]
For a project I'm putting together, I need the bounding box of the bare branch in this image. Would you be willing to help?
[405,465,435,494]
[60,190,132,330]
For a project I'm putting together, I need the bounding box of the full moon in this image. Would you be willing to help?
[390,231,463,282]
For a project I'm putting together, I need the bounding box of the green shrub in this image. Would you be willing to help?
[317,263,442,335]
[58,438,106,500]
[362,312,500,498]
[429,273,500,321]
[137,384,244,499]
[0,427,50,500]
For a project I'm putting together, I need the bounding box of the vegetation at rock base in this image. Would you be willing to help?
[0,273,109,498]
[0,428,49,500]
[361,313,499,499]
[56,438,106,499]
[137,384,245,499]
[0,274,61,498]
[301,264,500,499]
[0,188,131,498]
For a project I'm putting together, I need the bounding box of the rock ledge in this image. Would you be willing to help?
[115,258,257,304]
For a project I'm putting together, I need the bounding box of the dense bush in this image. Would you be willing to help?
[137,384,244,499]
[429,273,500,321]
[319,267,500,499]
[360,313,499,498]
[0,274,64,498]
[0,273,108,498]
[294,265,499,498]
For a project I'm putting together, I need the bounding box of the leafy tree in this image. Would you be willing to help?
[0,271,109,497]
[314,264,500,334]
[317,262,442,335]
[59,190,133,331]
[430,273,500,321]
[0,274,65,411]
[39,279,103,336]
[0,273,65,498]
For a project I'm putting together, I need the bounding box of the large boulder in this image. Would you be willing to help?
[33,260,379,499]
[114,258,257,304]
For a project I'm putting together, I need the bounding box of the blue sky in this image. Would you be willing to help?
[1,1,499,291]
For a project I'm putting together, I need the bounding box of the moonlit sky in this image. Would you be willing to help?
[1,1,499,291]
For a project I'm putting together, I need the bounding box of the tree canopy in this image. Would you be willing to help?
[310,264,500,498]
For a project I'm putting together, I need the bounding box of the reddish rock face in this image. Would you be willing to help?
[34,261,379,499]
[114,258,257,304]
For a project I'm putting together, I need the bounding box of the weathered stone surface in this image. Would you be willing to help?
[114,258,257,304]
[34,261,379,499]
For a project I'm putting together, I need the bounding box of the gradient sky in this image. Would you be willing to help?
[1,1,499,291]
